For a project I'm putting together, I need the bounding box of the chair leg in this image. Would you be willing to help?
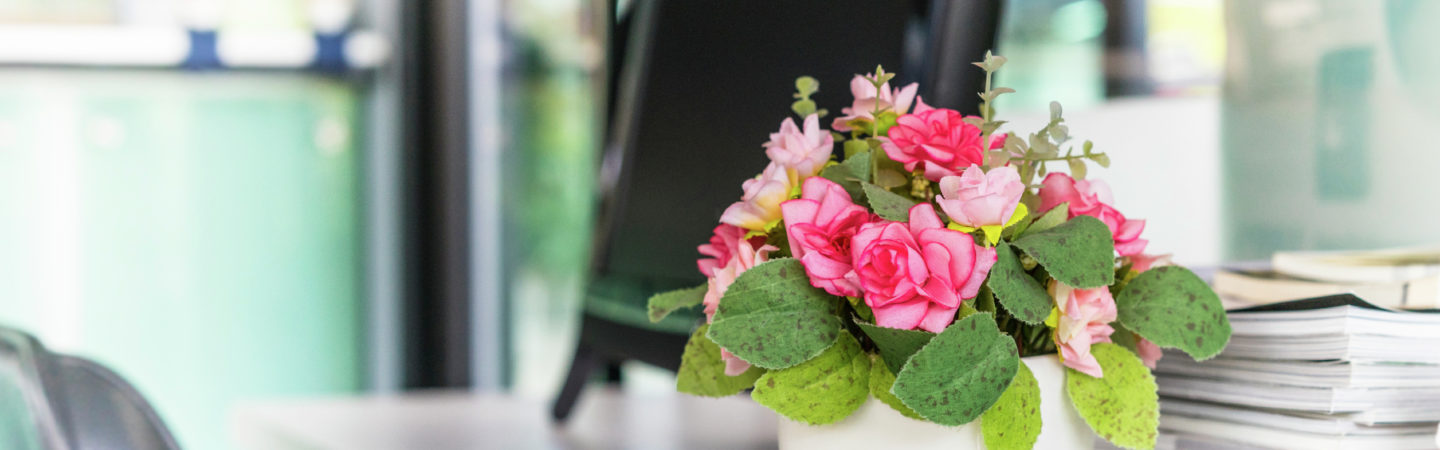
[551,344,602,423]
[603,362,623,384]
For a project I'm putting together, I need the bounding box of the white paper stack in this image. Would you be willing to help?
[1154,294,1440,449]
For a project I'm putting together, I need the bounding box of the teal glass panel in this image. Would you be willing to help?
[1222,1,1440,259]
[0,70,362,449]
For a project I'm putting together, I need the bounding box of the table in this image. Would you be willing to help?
[231,388,779,449]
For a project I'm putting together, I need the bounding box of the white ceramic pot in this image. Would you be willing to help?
[777,355,1095,450]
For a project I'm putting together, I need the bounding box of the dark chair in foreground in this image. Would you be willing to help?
[0,326,179,450]
[552,0,1002,422]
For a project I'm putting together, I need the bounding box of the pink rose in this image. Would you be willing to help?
[703,235,777,376]
[1037,173,1148,256]
[720,162,793,231]
[832,74,919,132]
[781,177,872,297]
[1053,282,1118,378]
[936,165,1025,229]
[881,107,1006,181]
[851,204,997,333]
[765,114,834,179]
[696,224,766,277]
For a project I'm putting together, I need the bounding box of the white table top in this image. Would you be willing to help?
[231,387,779,450]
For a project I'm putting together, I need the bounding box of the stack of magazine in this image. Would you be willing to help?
[1155,293,1440,448]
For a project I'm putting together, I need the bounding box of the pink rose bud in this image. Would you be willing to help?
[702,234,777,376]
[937,165,1026,229]
[1053,282,1118,378]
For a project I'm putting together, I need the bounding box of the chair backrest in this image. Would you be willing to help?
[593,0,925,283]
[0,327,179,450]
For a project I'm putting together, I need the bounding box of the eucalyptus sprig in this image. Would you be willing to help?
[1005,101,1110,186]
[791,76,827,118]
[972,51,1013,168]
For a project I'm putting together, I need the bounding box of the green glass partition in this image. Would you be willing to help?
[0,70,363,449]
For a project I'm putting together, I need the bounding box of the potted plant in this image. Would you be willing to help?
[648,53,1231,450]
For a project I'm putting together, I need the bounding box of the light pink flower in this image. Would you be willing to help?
[881,107,1006,181]
[1135,336,1162,369]
[851,204,997,333]
[765,114,834,179]
[696,224,766,277]
[936,165,1025,229]
[1127,253,1173,274]
[1125,252,1172,369]
[1053,282,1118,378]
[703,236,777,376]
[720,162,793,231]
[781,177,872,297]
[1037,173,1148,256]
[832,74,919,132]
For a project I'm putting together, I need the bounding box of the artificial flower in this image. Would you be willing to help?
[937,165,1027,244]
[702,236,778,376]
[851,204,996,333]
[1135,335,1163,369]
[765,114,834,180]
[1037,173,1148,256]
[832,74,919,132]
[720,162,793,231]
[881,107,1006,181]
[1127,253,1173,274]
[1050,282,1118,378]
[1125,252,1173,368]
[781,177,872,297]
[696,224,766,277]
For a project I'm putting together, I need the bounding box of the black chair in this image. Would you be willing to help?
[552,0,1001,422]
[0,326,180,450]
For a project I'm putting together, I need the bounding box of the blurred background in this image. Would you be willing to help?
[0,0,1435,448]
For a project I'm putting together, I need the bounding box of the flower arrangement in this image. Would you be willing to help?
[647,53,1231,450]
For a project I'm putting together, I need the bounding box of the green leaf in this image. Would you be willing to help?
[1067,158,1086,180]
[893,313,1019,426]
[982,360,1041,450]
[708,259,844,369]
[1066,343,1159,450]
[647,284,708,323]
[792,99,817,117]
[874,169,907,188]
[843,139,869,159]
[1090,152,1110,168]
[986,243,1053,324]
[752,331,869,425]
[820,150,871,202]
[869,356,924,420]
[1110,322,1140,355]
[856,321,935,375]
[1022,203,1069,237]
[1115,266,1231,360]
[794,76,820,96]
[676,324,765,397]
[861,183,916,222]
[1012,216,1115,288]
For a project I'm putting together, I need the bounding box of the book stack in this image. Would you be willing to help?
[1214,247,1440,310]
[1154,293,1440,449]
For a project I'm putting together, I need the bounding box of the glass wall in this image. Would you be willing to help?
[0,70,364,448]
